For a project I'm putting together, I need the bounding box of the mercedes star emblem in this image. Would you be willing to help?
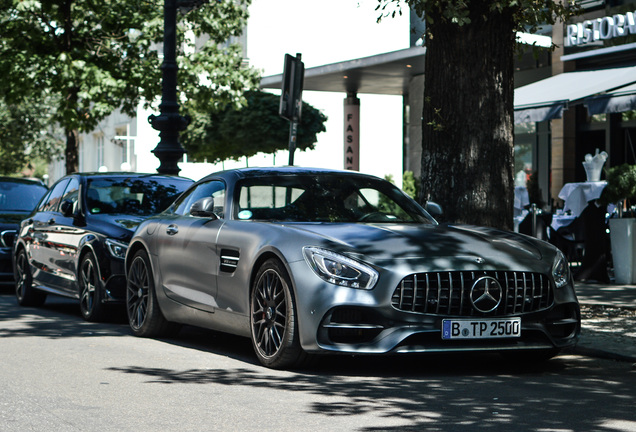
[470,276,502,313]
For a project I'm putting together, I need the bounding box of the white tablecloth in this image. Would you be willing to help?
[558,181,607,218]
[551,214,577,232]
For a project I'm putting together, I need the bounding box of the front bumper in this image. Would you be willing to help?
[288,261,581,355]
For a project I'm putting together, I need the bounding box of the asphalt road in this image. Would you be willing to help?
[1,288,635,432]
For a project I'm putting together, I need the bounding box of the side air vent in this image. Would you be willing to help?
[220,249,240,273]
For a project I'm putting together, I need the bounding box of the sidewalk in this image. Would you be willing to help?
[571,282,636,363]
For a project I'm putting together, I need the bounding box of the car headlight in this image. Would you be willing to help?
[552,249,570,289]
[105,238,128,259]
[303,247,379,290]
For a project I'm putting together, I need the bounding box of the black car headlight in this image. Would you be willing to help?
[105,239,128,259]
[303,247,379,290]
[552,249,570,289]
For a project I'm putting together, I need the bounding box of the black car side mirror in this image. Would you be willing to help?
[190,197,218,219]
[60,200,74,217]
[425,201,443,217]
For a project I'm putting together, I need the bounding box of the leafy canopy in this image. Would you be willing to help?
[0,0,260,171]
[376,0,579,35]
[182,90,327,163]
[0,95,63,175]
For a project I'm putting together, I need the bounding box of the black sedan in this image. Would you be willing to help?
[0,177,48,283]
[124,167,580,369]
[14,172,192,321]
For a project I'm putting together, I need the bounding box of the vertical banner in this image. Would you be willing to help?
[344,94,360,171]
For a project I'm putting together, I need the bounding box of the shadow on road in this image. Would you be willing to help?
[2,287,636,431]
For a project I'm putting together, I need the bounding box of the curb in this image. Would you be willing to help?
[570,345,636,363]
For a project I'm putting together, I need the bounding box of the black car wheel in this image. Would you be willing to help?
[14,248,46,307]
[250,258,305,369]
[79,253,106,322]
[126,249,178,337]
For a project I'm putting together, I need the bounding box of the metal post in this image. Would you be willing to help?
[288,121,298,166]
[149,0,189,175]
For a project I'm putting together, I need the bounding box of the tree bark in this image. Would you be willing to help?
[421,1,516,230]
[65,129,79,174]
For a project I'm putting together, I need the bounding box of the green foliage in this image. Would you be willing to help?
[402,171,420,200]
[376,0,580,38]
[181,90,327,163]
[599,164,636,212]
[0,0,260,172]
[0,96,63,175]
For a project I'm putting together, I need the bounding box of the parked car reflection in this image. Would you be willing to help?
[13,172,192,321]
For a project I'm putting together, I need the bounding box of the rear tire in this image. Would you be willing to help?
[250,258,305,369]
[126,249,179,337]
[14,248,46,307]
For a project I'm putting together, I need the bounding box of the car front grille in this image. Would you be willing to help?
[391,271,553,317]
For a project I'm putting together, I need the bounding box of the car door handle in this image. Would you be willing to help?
[166,224,179,235]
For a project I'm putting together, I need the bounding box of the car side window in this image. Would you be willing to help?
[39,179,70,212]
[173,180,226,218]
[60,178,80,214]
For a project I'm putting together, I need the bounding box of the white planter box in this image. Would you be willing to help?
[609,218,636,284]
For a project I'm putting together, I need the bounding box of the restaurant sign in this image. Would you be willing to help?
[565,10,636,46]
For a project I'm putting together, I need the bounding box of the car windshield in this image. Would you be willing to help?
[86,177,191,216]
[0,180,47,212]
[235,174,435,224]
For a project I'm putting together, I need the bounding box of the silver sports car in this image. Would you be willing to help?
[125,167,580,368]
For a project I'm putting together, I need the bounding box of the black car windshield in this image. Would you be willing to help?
[86,177,191,216]
[235,174,435,224]
[0,180,47,212]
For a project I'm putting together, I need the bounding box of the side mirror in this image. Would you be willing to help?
[425,201,443,217]
[190,197,217,219]
[60,200,74,217]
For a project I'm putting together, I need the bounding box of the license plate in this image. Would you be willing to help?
[442,318,521,340]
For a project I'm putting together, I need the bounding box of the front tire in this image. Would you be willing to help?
[79,253,106,322]
[14,248,46,307]
[126,249,179,337]
[250,258,305,369]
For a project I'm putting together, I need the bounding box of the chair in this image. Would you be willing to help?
[549,203,609,283]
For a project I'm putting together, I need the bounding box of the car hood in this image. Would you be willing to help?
[286,222,550,271]
[0,211,30,226]
[89,214,147,240]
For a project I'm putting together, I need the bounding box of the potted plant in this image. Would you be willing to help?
[599,164,636,284]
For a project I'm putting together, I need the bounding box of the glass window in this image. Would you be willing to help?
[235,175,433,224]
[0,180,47,212]
[40,179,70,212]
[86,176,192,216]
[61,178,80,214]
[173,180,226,217]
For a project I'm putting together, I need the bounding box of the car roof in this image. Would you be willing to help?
[0,176,47,187]
[69,172,192,180]
[202,166,383,182]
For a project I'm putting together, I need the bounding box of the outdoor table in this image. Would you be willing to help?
[558,181,607,218]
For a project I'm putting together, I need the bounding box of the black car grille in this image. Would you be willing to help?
[391,271,553,317]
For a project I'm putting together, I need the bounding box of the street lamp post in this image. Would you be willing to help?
[149,0,207,175]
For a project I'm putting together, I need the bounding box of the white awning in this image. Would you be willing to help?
[585,82,636,115]
[514,66,636,124]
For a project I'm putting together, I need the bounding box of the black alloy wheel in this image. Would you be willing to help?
[79,254,105,321]
[126,249,178,337]
[250,258,304,369]
[14,248,47,307]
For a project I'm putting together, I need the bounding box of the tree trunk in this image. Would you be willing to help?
[65,129,79,174]
[420,1,516,230]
